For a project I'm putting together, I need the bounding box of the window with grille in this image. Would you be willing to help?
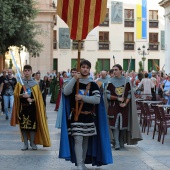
[124,9,134,27]
[124,32,134,50]
[149,33,159,51]
[99,32,109,50]
[149,10,158,20]
[149,10,158,28]
[149,33,158,43]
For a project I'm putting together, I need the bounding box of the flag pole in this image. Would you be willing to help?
[74,40,81,121]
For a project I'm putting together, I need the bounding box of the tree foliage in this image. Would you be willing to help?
[0,0,43,55]
[9,59,13,69]
[95,61,100,75]
[138,61,143,73]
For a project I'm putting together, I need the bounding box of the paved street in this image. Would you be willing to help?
[1,96,170,170]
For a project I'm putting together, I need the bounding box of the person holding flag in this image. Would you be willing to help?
[59,60,113,169]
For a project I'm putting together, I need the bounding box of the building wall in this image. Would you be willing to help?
[53,0,165,73]
[30,0,56,76]
[159,0,170,74]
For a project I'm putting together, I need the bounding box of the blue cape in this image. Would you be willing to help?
[59,94,113,166]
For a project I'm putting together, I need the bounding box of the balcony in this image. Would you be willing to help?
[149,20,159,28]
[72,41,84,50]
[124,41,135,50]
[124,19,134,27]
[98,41,110,50]
[149,42,159,51]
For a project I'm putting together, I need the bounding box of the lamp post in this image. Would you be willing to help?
[138,45,150,71]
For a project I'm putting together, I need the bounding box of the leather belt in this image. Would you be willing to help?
[72,109,91,115]
[80,111,91,115]
[21,103,30,106]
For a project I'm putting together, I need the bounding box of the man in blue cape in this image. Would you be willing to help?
[59,60,113,169]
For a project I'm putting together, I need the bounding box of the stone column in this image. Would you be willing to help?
[165,13,170,73]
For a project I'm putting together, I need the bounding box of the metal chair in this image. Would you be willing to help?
[158,107,170,144]
[142,103,155,135]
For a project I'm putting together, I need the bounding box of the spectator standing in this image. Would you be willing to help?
[138,73,154,99]
[35,72,46,106]
[160,73,170,105]
[0,69,17,120]
[0,69,8,114]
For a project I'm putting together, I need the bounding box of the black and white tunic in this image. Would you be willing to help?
[64,78,101,136]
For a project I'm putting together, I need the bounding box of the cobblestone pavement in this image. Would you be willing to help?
[1,96,170,170]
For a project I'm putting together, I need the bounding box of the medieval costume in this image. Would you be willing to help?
[54,77,63,111]
[106,76,142,150]
[50,76,60,103]
[11,78,51,150]
[59,78,113,169]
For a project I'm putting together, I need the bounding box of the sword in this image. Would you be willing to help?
[121,56,132,100]
[9,50,32,104]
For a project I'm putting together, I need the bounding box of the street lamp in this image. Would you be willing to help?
[138,45,150,71]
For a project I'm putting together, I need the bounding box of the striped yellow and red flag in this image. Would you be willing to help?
[57,0,107,40]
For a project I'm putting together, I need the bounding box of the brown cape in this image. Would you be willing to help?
[10,82,51,147]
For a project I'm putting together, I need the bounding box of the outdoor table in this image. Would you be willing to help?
[135,98,144,101]
[157,105,170,113]
[157,105,170,108]
[142,101,162,104]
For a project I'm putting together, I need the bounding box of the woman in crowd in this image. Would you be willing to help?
[54,71,67,111]
[160,73,170,105]
[138,73,154,99]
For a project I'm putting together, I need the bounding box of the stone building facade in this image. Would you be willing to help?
[29,0,56,75]
[159,0,170,74]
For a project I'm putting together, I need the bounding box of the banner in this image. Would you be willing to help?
[136,0,147,39]
[57,0,107,40]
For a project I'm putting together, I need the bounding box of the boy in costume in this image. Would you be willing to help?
[106,64,142,150]
[11,65,51,150]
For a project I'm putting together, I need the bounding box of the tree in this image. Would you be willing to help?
[138,61,143,73]
[0,0,43,56]
[95,61,100,75]
[9,59,13,69]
